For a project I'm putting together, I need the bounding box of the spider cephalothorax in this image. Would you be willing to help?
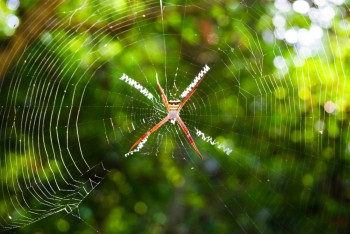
[128,65,210,159]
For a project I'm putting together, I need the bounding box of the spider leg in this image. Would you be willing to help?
[176,116,203,159]
[156,73,169,111]
[178,65,209,111]
[129,116,170,152]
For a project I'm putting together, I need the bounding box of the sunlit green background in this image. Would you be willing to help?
[1,0,350,233]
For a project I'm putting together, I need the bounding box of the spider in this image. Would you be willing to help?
[128,65,210,159]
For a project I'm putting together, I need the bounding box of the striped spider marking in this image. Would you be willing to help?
[126,65,210,159]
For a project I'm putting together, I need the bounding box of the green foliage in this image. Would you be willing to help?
[1,0,350,233]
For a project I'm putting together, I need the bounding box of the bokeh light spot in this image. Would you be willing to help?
[324,101,336,114]
[302,174,314,187]
[262,30,274,43]
[298,87,310,101]
[272,14,286,28]
[134,201,148,215]
[293,0,310,14]
[6,14,19,29]
[274,0,291,12]
[6,0,20,10]
[285,28,298,44]
[274,86,286,99]
[56,219,70,232]
[273,56,287,70]
[314,120,325,134]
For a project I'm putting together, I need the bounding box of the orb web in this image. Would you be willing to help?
[0,0,349,232]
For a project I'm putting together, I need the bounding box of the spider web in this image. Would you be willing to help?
[0,0,350,233]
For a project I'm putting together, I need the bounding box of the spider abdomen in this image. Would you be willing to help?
[168,110,178,120]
